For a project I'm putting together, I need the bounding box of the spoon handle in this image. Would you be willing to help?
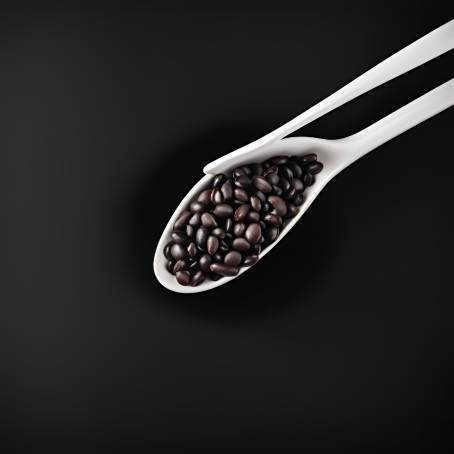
[205,19,454,174]
[345,77,454,157]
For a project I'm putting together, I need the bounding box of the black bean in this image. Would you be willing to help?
[210,187,224,204]
[195,226,210,250]
[201,212,218,228]
[249,163,263,175]
[243,255,259,267]
[221,179,233,200]
[233,167,246,178]
[288,160,303,178]
[285,204,299,218]
[166,260,175,273]
[209,263,239,277]
[299,153,317,164]
[279,165,293,180]
[190,201,206,213]
[173,260,186,273]
[170,243,187,260]
[293,178,304,193]
[234,204,250,222]
[207,236,219,255]
[219,240,229,252]
[234,174,252,189]
[197,189,212,205]
[253,176,272,193]
[187,242,198,258]
[213,204,233,218]
[262,202,271,213]
[273,184,283,195]
[174,210,191,231]
[224,251,242,266]
[293,193,304,206]
[212,227,226,238]
[255,191,267,203]
[262,165,278,177]
[186,225,194,238]
[189,212,201,227]
[283,186,296,200]
[234,188,249,202]
[209,272,223,281]
[191,270,205,286]
[246,211,260,223]
[164,243,172,259]
[241,166,252,175]
[232,238,250,251]
[176,270,190,286]
[213,174,226,187]
[199,254,212,272]
[278,177,290,191]
[264,213,283,226]
[213,252,224,262]
[265,227,279,243]
[268,195,287,216]
[268,155,288,165]
[245,223,261,244]
[307,161,323,174]
[224,217,233,232]
[250,195,261,212]
[303,173,314,187]
[189,260,199,271]
[251,244,262,255]
[233,222,246,237]
[171,231,189,245]
[266,173,279,186]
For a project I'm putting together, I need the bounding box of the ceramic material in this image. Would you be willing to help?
[154,21,454,293]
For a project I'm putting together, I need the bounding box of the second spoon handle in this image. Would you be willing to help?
[346,77,454,157]
[204,19,454,174]
[266,19,454,142]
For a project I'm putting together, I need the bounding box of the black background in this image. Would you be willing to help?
[3,2,454,452]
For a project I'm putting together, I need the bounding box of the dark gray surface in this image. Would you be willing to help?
[3,3,454,452]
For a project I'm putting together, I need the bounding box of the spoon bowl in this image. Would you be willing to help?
[154,136,360,294]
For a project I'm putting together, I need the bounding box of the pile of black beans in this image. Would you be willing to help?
[164,154,323,286]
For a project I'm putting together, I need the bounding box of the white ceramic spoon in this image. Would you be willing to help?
[154,21,454,293]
